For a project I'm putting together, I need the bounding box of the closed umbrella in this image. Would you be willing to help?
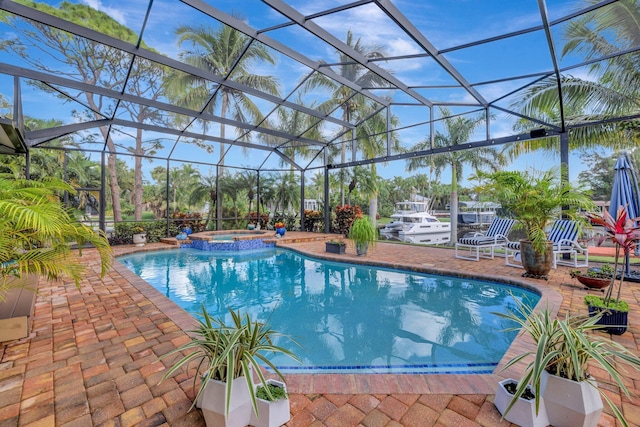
[608,152,640,274]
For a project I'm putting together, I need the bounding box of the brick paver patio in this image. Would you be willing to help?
[1,232,638,426]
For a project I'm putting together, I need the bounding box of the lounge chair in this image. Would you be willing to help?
[455,217,515,261]
[504,219,588,268]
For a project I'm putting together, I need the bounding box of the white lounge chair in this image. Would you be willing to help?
[505,219,588,268]
[455,217,515,261]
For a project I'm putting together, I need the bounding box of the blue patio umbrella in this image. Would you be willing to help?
[608,152,640,274]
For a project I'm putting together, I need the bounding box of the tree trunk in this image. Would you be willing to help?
[90,99,122,222]
[106,149,122,222]
[134,128,143,221]
[449,163,458,244]
[369,195,378,227]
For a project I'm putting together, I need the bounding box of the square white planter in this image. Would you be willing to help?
[494,379,549,427]
[249,379,291,427]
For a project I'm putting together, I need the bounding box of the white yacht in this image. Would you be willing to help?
[381,201,451,236]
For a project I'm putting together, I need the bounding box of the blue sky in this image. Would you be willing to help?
[0,0,618,189]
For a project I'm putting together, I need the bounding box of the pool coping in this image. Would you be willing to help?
[114,242,562,395]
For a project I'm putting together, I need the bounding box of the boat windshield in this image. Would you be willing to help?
[396,202,429,213]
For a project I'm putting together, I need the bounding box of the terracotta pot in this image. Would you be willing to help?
[520,240,553,277]
[575,275,610,289]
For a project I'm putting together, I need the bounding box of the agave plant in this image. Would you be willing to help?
[586,205,640,306]
[495,297,640,426]
[161,305,300,415]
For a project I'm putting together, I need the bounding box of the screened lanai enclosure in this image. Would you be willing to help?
[1,0,639,238]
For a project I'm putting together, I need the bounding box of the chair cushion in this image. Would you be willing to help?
[505,241,521,250]
[458,236,503,246]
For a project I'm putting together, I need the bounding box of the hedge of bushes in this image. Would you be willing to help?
[109,220,181,246]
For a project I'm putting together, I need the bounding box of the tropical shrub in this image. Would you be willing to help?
[303,209,323,232]
[585,205,640,311]
[334,204,362,236]
[246,212,270,229]
[0,175,112,300]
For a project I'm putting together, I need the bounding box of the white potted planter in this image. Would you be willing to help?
[199,375,253,427]
[541,370,603,427]
[132,233,146,246]
[494,378,548,427]
[250,379,291,427]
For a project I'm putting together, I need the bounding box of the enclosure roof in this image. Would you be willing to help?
[0,0,638,172]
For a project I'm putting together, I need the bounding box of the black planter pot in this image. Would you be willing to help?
[588,305,628,335]
[325,242,346,254]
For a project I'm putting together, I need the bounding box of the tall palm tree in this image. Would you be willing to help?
[353,103,400,225]
[304,30,389,205]
[188,172,217,229]
[511,0,640,157]
[407,107,507,243]
[168,22,281,170]
[264,96,325,174]
[169,164,201,213]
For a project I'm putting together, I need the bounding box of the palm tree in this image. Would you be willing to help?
[511,0,640,156]
[407,107,507,243]
[169,164,201,213]
[304,30,389,205]
[353,103,400,225]
[0,175,112,300]
[188,172,217,229]
[168,22,281,171]
[264,96,325,175]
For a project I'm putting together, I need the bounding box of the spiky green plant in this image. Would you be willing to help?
[348,216,377,247]
[494,297,640,426]
[161,305,300,416]
[0,174,112,301]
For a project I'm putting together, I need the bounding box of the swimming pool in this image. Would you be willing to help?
[118,248,540,374]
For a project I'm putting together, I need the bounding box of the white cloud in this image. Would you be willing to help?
[82,0,127,25]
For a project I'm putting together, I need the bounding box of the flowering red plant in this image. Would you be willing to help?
[586,205,640,305]
[274,222,285,229]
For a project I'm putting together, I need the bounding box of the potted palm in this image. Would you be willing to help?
[0,175,112,341]
[495,297,640,427]
[348,216,376,256]
[583,205,640,334]
[475,169,594,277]
[161,305,300,427]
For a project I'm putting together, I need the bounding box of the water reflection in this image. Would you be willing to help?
[119,248,538,374]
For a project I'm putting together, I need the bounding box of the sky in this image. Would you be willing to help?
[0,0,624,191]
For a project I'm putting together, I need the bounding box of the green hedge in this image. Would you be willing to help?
[113,220,180,244]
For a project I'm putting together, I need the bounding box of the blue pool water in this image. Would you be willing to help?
[118,248,539,374]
